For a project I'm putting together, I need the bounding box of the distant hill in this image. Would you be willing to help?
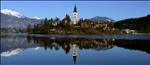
[90,16,115,22]
[114,15,150,32]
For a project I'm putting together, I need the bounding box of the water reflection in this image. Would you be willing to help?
[30,37,113,52]
[72,44,77,64]
[27,36,150,54]
[1,34,150,65]
[114,40,150,53]
[27,37,115,64]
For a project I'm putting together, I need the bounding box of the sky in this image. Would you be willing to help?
[1,1,150,21]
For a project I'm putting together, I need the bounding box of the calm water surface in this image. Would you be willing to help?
[1,34,150,65]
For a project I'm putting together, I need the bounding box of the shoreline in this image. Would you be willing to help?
[1,33,150,40]
[1,32,150,35]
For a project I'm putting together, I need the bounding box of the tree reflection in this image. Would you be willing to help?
[114,40,150,54]
[27,36,150,54]
[27,36,114,64]
[27,36,114,52]
[26,36,150,64]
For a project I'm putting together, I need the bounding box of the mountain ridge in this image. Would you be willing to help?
[0,12,43,29]
[90,16,115,22]
[1,9,25,18]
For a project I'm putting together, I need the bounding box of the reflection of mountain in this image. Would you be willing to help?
[0,35,40,56]
[114,40,150,54]
[1,48,23,57]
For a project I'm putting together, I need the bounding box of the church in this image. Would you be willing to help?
[63,5,78,25]
[73,5,78,25]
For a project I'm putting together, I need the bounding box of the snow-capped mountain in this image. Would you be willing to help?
[0,9,43,29]
[33,16,41,20]
[1,9,25,18]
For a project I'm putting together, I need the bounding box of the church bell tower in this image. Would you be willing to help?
[73,5,78,24]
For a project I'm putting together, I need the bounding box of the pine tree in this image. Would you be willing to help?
[27,24,32,33]
[62,14,71,32]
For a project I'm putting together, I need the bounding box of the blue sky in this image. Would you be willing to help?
[1,1,150,21]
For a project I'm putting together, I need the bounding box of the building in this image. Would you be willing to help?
[123,29,136,34]
[73,5,78,24]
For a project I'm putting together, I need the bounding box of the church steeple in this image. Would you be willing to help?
[73,5,77,12]
[73,5,78,24]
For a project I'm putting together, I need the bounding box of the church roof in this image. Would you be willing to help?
[73,5,77,12]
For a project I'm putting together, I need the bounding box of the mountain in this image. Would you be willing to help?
[114,15,150,32]
[90,16,115,22]
[33,16,41,20]
[0,9,43,29]
[1,9,25,18]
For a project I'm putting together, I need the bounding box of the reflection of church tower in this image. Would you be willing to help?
[73,5,78,24]
[72,44,78,64]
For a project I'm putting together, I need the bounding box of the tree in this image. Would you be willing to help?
[62,14,71,32]
[78,18,84,25]
[114,14,150,33]
[44,18,48,23]
[54,17,60,22]
[63,14,71,25]
[27,24,32,33]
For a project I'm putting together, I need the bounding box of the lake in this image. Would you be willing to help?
[1,33,150,65]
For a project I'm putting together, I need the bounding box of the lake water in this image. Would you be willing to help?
[1,33,150,65]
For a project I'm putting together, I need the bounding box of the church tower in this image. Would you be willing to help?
[73,5,78,24]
